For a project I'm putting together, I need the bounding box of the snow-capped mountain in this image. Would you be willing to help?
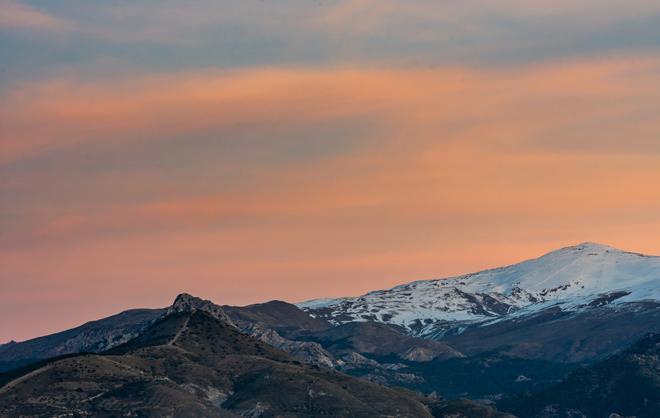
[298,243,660,338]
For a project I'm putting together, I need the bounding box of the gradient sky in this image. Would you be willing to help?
[2,0,660,343]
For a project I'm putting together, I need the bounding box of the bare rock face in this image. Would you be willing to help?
[338,351,380,369]
[401,346,443,362]
[167,293,236,327]
[240,322,336,368]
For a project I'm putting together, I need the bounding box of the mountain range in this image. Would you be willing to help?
[0,297,508,417]
[2,242,660,417]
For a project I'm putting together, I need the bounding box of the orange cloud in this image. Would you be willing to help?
[4,55,660,246]
[3,56,660,164]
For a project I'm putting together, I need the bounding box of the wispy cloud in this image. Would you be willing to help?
[0,0,72,32]
[2,55,660,272]
[3,56,660,165]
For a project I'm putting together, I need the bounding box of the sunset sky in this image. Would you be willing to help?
[2,0,660,342]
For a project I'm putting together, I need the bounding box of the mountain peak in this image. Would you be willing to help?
[553,242,620,255]
[541,242,656,261]
[574,241,616,250]
[167,293,235,327]
[171,292,201,307]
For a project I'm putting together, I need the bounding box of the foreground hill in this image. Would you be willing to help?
[0,309,509,417]
[498,333,660,417]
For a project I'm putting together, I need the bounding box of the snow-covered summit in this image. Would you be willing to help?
[445,241,658,298]
[298,243,660,338]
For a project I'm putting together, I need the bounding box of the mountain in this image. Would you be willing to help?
[299,242,660,361]
[498,333,660,417]
[0,308,510,417]
[0,292,243,373]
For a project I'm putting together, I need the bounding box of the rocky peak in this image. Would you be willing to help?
[167,293,235,327]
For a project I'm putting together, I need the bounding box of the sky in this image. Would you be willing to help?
[2,0,660,342]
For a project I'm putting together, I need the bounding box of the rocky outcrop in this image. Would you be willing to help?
[241,322,336,368]
[166,293,235,326]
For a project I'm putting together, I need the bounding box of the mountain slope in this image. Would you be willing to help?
[498,333,660,417]
[343,353,575,402]
[442,301,660,362]
[0,310,510,418]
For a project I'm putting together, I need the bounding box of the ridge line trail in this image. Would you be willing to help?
[98,356,145,375]
[168,316,190,346]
